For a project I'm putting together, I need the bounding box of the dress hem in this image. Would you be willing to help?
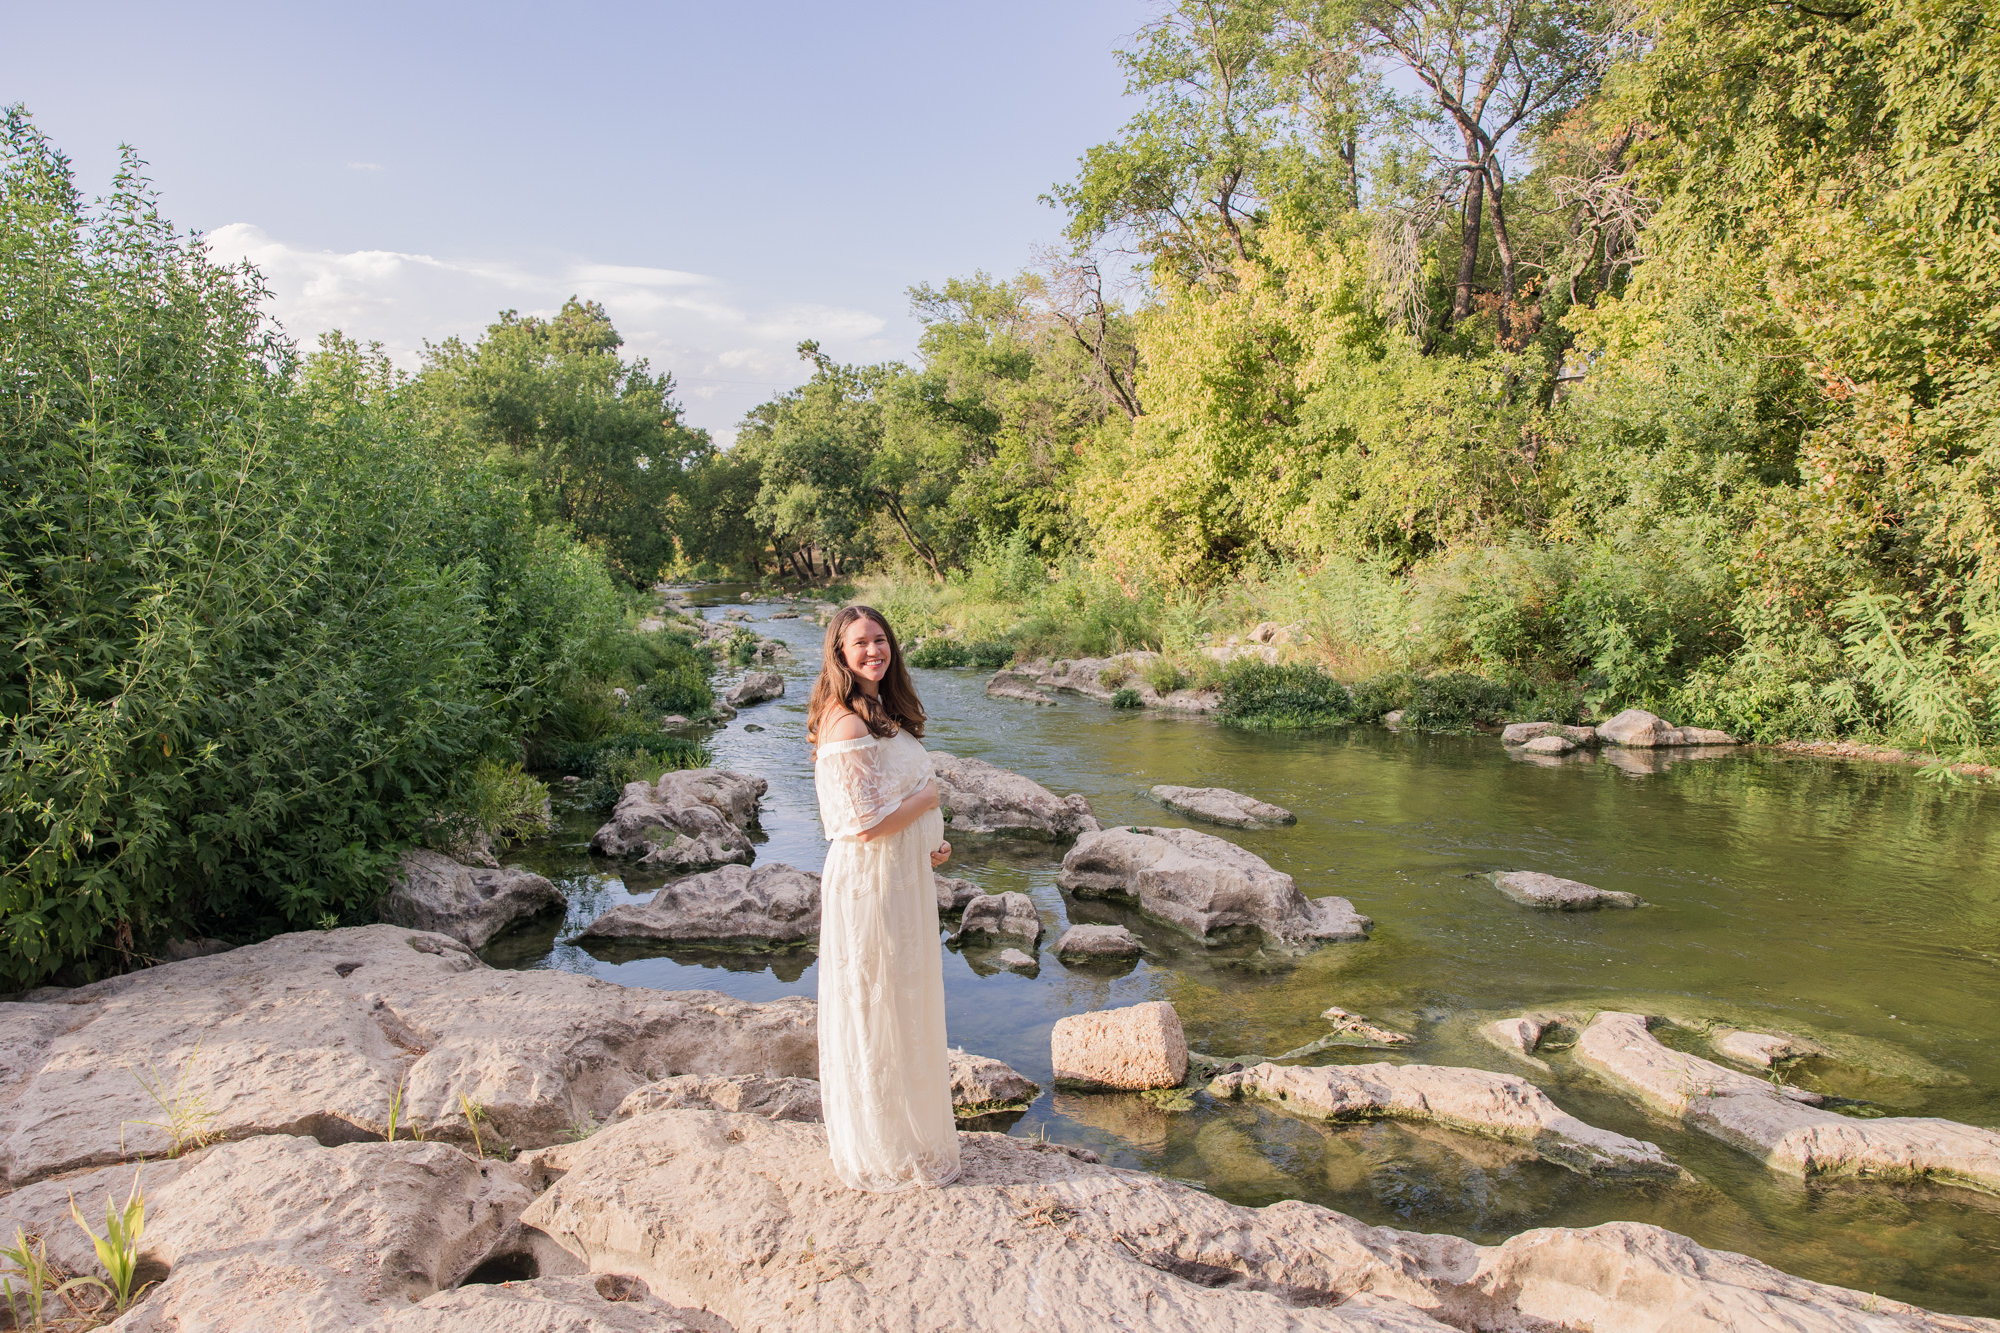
[832,1159,964,1194]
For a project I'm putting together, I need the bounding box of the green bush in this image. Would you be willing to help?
[908,638,1015,669]
[1218,663,1359,729]
[1110,688,1144,709]
[1142,658,1191,695]
[0,115,633,987]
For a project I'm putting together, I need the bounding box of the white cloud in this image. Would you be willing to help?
[201,223,896,439]
[345,162,382,172]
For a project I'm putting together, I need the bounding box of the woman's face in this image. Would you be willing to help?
[840,617,892,688]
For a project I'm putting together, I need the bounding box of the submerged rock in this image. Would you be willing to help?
[1052,923,1143,960]
[1521,734,1578,755]
[1058,825,1370,945]
[723,670,784,707]
[996,947,1038,971]
[521,1109,1985,1333]
[1320,1005,1412,1047]
[930,751,1100,840]
[614,1073,823,1124]
[1052,1000,1188,1090]
[952,890,1042,945]
[1480,1013,1561,1071]
[0,925,817,1187]
[1209,1061,1682,1179]
[379,850,565,949]
[950,1049,1040,1114]
[1716,1028,1825,1068]
[590,769,764,870]
[575,863,821,946]
[1148,784,1297,828]
[1575,1011,2000,1193]
[1487,870,1644,910]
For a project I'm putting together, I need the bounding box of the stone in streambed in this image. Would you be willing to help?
[1501,721,1599,746]
[950,1049,1040,1114]
[1058,825,1369,945]
[1597,708,1739,748]
[985,669,1058,705]
[1716,1028,1825,1068]
[1575,1011,2000,1193]
[934,873,983,914]
[952,891,1041,945]
[0,925,817,1187]
[378,850,565,949]
[723,670,784,707]
[1209,1061,1682,1179]
[1051,1000,1187,1090]
[1521,734,1578,755]
[1487,870,1643,910]
[929,751,1100,840]
[589,768,764,870]
[1052,923,1142,960]
[1321,1005,1412,1047]
[1148,784,1296,828]
[575,863,820,946]
[520,1109,1981,1333]
[1480,1012,1564,1072]
[996,948,1038,971]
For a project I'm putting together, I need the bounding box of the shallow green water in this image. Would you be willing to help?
[496,586,2000,1316]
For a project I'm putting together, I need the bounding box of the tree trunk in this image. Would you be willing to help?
[1485,167,1518,341]
[1451,166,1485,326]
[875,488,945,580]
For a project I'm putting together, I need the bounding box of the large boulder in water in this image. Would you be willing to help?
[575,863,821,946]
[929,751,1100,840]
[1052,1000,1188,1090]
[724,670,784,707]
[590,768,764,869]
[1597,708,1739,748]
[1487,870,1644,911]
[951,891,1042,945]
[1057,825,1369,945]
[378,850,565,949]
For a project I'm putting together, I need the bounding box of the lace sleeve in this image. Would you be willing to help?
[814,737,893,839]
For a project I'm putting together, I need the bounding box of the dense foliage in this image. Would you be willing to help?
[0,112,705,987]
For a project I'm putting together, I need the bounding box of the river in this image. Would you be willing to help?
[494,586,2000,1317]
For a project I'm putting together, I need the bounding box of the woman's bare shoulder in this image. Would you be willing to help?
[822,708,871,743]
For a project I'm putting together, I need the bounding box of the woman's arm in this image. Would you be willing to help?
[853,779,939,843]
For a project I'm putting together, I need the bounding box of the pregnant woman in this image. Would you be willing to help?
[808,604,961,1191]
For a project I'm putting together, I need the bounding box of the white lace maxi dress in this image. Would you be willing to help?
[812,729,962,1192]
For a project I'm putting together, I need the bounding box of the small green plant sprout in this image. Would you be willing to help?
[2,1224,96,1332]
[385,1072,411,1143]
[458,1093,489,1158]
[121,1044,218,1159]
[67,1169,151,1314]
[316,912,340,931]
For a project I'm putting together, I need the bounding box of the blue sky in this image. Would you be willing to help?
[4,0,1142,437]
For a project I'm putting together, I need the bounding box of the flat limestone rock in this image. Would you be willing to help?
[590,769,765,869]
[1015,654,1222,714]
[996,948,1038,971]
[1052,1000,1188,1090]
[1576,1012,2000,1193]
[379,850,567,949]
[0,924,817,1187]
[985,669,1058,705]
[576,863,821,945]
[724,671,784,707]
[952,890,1042,944]
[1059,825,1370,945]
[1488,870,1644,910]
[1480,1013,1560,1071]
[84,1135,536,1333]
[931,752,1101,840]
[950,1049,1040,1113]
[1208,1061,1682,1179]
[934,873,984,914]
[1052,923,1143,959]
[1501,722,1599,746]
[1149,784,1297,828]
[362,1275,732,1333]
[1521,735,1577,754]
[1321,1006,1412,1047]
[520,1109,1992,1333]
[615,1073,824,1123]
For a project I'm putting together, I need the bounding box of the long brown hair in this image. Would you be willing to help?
[807,605,927,743]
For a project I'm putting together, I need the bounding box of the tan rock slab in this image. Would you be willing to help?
[1488,870,1643,910]
[575,863,820,945]
[1052,1000,1188,1090]
[1208,1061,1682,1179]
[379,851,566,949]
[589,769,765,869]
[1149,784,1297,828]
[0,925,816,1187]
[952,890,1042,944]
[1576,1011,2000,1193]
[615,1073,824,1124]
[949,1049,1040,1114]
[520,1109,1993,1333]
[1052,924,1143,959]
[930,752,1100,840]
[360,1274,734,1333]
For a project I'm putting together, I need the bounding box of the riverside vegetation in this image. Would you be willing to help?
[6,0,1999,976]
